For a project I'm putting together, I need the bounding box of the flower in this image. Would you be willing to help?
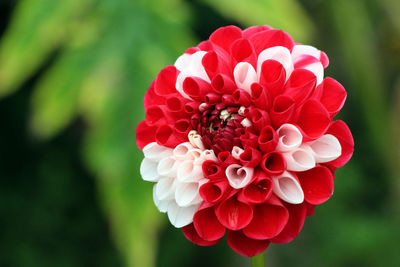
[136,25,354,257]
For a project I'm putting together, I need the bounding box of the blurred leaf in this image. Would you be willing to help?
[200,0,314,42]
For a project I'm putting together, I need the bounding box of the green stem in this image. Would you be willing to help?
[251,252,265,267]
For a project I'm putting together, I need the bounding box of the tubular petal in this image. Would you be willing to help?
[226,164,254,189]
[238,171,273,204]
[258,125,278,153]
[156,176,177,201]
[199,179,231,203]
[202,160,226,180]
[193,205,226,241]
[154,65,178,95]
[259,60,286,98]
[136,121,157,149]
[173,142,194,160]
[153,184,169,213]
[209,25,242,52]
[140,158,160,182]
[283,145,316,172]
[249,29,294,55]
[175,182,203,207]
[296,99,330,140]
[308,134,341,163]
[260,151,286,176]
[157,156,179,177]
[283,68,316,105]
[234,62,258,94]
[167,202,201,228]
[142,142,173,161]
[257,46,293,82]
[239,147,262,167]
[272,171,304,204]
[270,95,295,128]
[315,77,347,117]
[276,124,303,152]
[177,160,204,182]
[325,120,354,167]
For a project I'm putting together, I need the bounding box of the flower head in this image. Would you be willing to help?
[136,25,354,257]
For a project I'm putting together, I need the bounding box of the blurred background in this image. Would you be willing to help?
[0,0,399,266]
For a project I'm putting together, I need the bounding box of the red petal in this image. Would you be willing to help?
[174,119,191,136]
[239,147,262,167]
[199,179,231,204]
[243,25,272,39]
[215,195,253,230]
[154,65,178,95]
[231,38,256,66]
[270,202,307,243]
[155,124,185,148]
[198,40,213,51]
[249,29,294,55]
[243,195,289,240]
[227,230,270,257]
[258,125,278,153]
[239,132,259,149]
[211,74,236,94]
[305,202,316,216]
[320,51,329,68]
[260,151,286,176]
[183,77,212,102]
[238,171,273,204]
[251,83,271,110]
[247,108,270,132]
[315,78,347,118]
[182,223,220,246]
[296,99,330,140]
[284,69,316,105]
[259,60,286,98]
[297,166,334,205]
[217,151,239,167]
[136,121,157,149]
[183,101,200,115]
[270,95,295,128]
[325,120,354,167]
[202,160,226,180]
[193,204,226,241]
[209,25,243,52]
[233,89,252,106]
[144,81,165,111]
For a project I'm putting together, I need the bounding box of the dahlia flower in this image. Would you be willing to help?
[136,25,354,257]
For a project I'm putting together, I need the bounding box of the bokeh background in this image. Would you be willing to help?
[0,0,399,266]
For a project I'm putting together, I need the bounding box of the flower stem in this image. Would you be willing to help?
[251,252,265,267]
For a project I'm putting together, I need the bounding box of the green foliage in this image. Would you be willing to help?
[0,0,399,266]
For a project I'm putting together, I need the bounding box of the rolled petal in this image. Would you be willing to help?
[249,29,294,55]
[296,99,330,140]
[167,202,200,228]
[183,101,200,115]
[231,38,256,64]
[136,121,157,150]
[226,164,254,189]
[297,166,334,205]
[154,65,178,95]
[199,179,231,204]
[308,134,341,163]
[270,95,295,128]
[193,204,226,241]
[177,160,204,182]
[174,119,191,136]
[215,196,253,230]
[155,125,185,148]
[239,147,262,167]
[205,93,221,105]
[238,171,273,204]
[257,46,293,82]
[227,230,270,257]
[276,124,303,152]
[233,88,252,106]
[250,83,271,110]
[270,202,307,244]
[325,120,354,167]
[259,60,286,98]
[157,156,179,177]
[173,142,194,160]
[182,76,213,102]
[234,62,258,93]
[153,184,169,213]
[202,149,218,161]
[140,158,160,182]
[202,160,226,180]
[209,25,242,52]
[260,151,286,176]
[240,132,259,149]
[175,182,203,207]
[211,74,236,94]
[156,176,177,200]
[283,145,316,172]
[258,125,278,153]
[182,223,220,246]
[217,151,239,167]
[243,195,289,240]
[272,171,304,204]
[231,146,244,160]
[247,108,270,132]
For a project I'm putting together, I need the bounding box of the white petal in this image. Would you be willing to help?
[291,45,321,62]
[202,149,217,161]
[276,124,303,152]
[226,164,254,189]
[157,156,180,177]
[308,134,342,163]
[231,146,244,160]
[233,62,258,94]
[173,142,194,160]
[177,160,203,182]
[189,134,205,150]
[153,184,169,213]
[175,51,210,99]
[257,46,293,82]
[156,176,176,201]
[167,202,200,228]
[175,182,203,207]
[302,61,324,85]
[143,142,173,161]
[272,171,304,204]
[140,158,160,182]
[283,145,316,172]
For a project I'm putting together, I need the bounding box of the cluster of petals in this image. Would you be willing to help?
[136,25,354,257]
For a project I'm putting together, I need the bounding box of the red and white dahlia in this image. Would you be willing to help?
[136,25,354,257]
